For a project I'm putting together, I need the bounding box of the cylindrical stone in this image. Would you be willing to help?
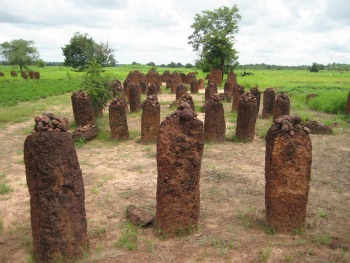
[147,83,157,96]
[224,81,234,96]
[231,85,245,112]
[109,98,130,140]
[140,79,149,94]
[205,81,218,101]
[24,131,88,263]
[71,90,96,127]
[155,104,204,237]
[235,92,258,142]
[198,78,205,90]
[176,83,188,100]
[273,93,290,120]
[128,82,142,112]
[250,87,261,114]
[141,95,160,143]
[265,115,312,232]
[262,88,276,118]
[346,91,350,114]
[190,80,199,94]
[204,95,226,142]
[178,93,195,111]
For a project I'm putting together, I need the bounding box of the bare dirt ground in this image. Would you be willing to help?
[0,89,349,263]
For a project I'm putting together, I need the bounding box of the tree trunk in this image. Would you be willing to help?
[20,64,23,72]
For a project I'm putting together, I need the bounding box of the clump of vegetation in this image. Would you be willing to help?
[308,90,347,114]
[114,223,138,250]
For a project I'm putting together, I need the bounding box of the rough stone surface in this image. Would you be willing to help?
[185,72,197,85]
[155,103,204,237]
[262,88,276,118]
[176,83,188,100]
[161,70,171,82]
[205,80,218,101]
[231,85,245,112]
[28,71,36,79]
[250,87,261,114]
[198,78,205,90]
[140,78,149,94]
[227,71,237,84]
[127,205,154,226]
[147,83,157,96]
[273,93,290,120]
[32,113,69,134]
[24,131,88,263]
[224,81,235,96]
[190,80,199,94]
[21,71,28,79]
[109,98,130,140]
[235,92,258,142]
[72,124,99,141]
[265,115,312,232]
[218,92,232,103]
[71,90,96,127]
[11,71,18,77]
[303,121,332,135]
[141,95,160,143]
[178,93,195,111]
[208,68,222,85]
[204,95,226,142]
[346,91,350,115]
[128,82,142,112]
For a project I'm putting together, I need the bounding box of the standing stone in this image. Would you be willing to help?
[198,78,205,90]
[205,81,218,101]
[346,91,350,115]
[227,71,237,84]
[208,68,222,85]
[128,82,142,112]
[21,71,28,79]
[141,95,160,143]
[176,83,188,100]
[190,80,199,94]
[265,115,312,232]
[235,92,258,142]
[204,95,226,142]
[140,78,149,94]
[71,90,96,127]
[28,71,36,79]
[178,93,195,111]
[24,115,88,263]
[147,83,157,96]
[231,85,245,112]
[109,98,130,140]
[250,87,261,114]
[155,103,204,237]
[34,72,40,79]
[273,93,290,120]
[224,81,235,96]
[262,88,276,118]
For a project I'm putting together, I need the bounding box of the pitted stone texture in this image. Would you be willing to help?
[235,92,258,142]
[185,72,197,85]
[147,83,157,96]
[72,124,99,141]
[227,71,237,84]
[208,68,222,85]
[273,93,290,120]
[346,91,350,115]
[161,70,171,82]
[32,113,69,134]
[231,85,245,112]
[250,87,261,114]
[204,95,226,142]
[205,80,218,101]
[141,95,160,143]
[265,115,312,232]
[262,88,276,118]
[140,78,149,94]
[127,205,154,226]
[176,83,188,100]
[198,78,205,90]
[155,104,204,237]
[178,93,195,111]
[71,90,96,127]
[128,82,142,112]
[303,121,332,135]
[224,81,235,96]
[190,80,199,94]
[109,98,130,140]
[24,131,88,263]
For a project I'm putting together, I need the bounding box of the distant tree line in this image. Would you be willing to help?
[237,63,350,72]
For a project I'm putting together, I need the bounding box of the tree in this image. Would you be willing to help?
[309,62,320,72]
[146,62,156,66]
[62,32,116,71]
[188,5,241,79]
[0,39,40,71]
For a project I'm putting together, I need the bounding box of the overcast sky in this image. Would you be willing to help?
[0,0,349,66]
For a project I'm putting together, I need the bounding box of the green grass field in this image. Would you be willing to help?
[0,65,349,121]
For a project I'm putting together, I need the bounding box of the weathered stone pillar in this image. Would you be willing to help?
[273,93,290,120]
[178,93,195,111]
[227,71,237,84]
[71,90,96,127]
[231,85,245,112]
[262,88,276,118]
[190,80,199,94]
[250,87,261,114]
[155,103,204,237]
[147,83,157,96]
[224,81,234,96]
[205,81,218,101]
[235,92,258,142]
[140,78,149,94]
[109,98,130,140]
[141,95,160,143]
[204,95,226,142]
[265,115,312,232]
[198,78,205,90]
[176,83,188,100]
[128,82,141,112]
[346,91,350,114]
[24,114,88,263]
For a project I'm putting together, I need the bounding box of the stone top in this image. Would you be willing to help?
[110,97,126,106]
[32,113,69,133]
[250,87,260,94]
[276,93,289,102]
[142,95,159,107]
[72,90,90,100]
[179,93,194,103]
[269,115,310,136]
[166,102,198,121]
[207,94,221,103]
[240,91,257,103]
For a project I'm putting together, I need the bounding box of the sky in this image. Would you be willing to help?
[0,0,349,66]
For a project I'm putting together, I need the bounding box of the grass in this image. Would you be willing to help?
[114,223,138,250]
[259,246,272,262]
[313,233,332,247]
[0,182,12,194]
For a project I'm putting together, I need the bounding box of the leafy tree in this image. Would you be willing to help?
[176,62,183,68]
[80,60,113,116]
[0,39,40,71]
[309,62,320,72]
[185,63,194,68]
[167,62,177,68]
[146,62,156,66]
[62,32,116,71]
[188,5,241,79]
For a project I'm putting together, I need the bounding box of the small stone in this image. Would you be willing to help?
[127,205,154,226]
[303,127,310,134]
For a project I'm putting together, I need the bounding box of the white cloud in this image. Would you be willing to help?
[0,0,349,65]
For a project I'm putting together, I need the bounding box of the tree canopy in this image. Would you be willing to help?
[0,39,40,71]
[62,32,116,71]
[188,5,241,76]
